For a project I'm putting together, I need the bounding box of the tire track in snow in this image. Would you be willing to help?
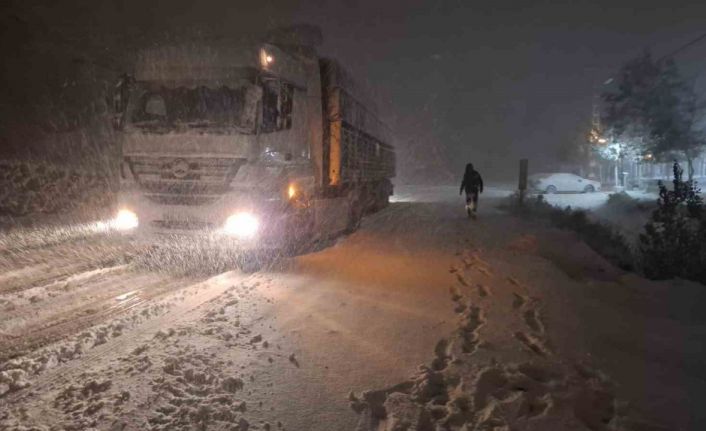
[1,271,252,407]
[0,237,138,295]
[1,272,263,430]
[0,257,125,295]
[0,264,130,327]
[0,270,199,362]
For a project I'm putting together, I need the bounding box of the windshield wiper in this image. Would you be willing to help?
[179,121,255,134]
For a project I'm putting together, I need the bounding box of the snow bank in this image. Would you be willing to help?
[0,159,115,228]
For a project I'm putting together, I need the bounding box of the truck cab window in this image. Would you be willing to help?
[129,85,259,133]
[260,80,293,133]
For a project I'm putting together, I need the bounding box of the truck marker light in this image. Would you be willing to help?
[288,183,297,200]
[113,209,139,231]
[223,212,259,239]
[260,49,275,68]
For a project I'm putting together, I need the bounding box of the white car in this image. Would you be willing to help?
[529,173,601,194]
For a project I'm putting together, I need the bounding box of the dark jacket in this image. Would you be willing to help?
[460,164,483,194]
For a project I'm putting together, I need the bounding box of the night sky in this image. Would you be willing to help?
[4,0,706,179]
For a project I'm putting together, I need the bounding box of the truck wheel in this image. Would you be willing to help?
[378,189,390,209]
[371,180,390,211]
[285,213,316,255]
[375,185,389,210]
[346,201,363,233]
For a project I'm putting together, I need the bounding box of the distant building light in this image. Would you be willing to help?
[598,138,607,144]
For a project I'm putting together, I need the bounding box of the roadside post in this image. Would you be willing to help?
[519,159,528,206]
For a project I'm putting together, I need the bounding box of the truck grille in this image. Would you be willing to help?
[127,156,245,205]
[150,219,214,230]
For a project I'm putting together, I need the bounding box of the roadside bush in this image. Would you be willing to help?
[639,162,706,282]
[604,192,644,212]
[606,191,635,207]
[504,166,706,285]
[501,193,634,270]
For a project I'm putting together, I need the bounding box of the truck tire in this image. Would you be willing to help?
[369,180,390,212]
[346,200,363,233]
[376,185,390,210]
[284,211,316,255]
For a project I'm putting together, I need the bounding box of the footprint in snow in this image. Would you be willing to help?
[514,331,550,357]
[449,286,463,302]
[476,266,492,277]
[523,308,545,334]
[507,276,521,286]
[512,293,527,310]
[431,338,452,371]
[476,283,490,298]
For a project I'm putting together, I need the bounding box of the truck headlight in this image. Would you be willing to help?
[113,209,139,230]
[223,212,259,239]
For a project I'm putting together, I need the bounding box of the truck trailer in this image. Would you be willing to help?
[112,29,395,251]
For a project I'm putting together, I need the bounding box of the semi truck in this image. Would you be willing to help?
[112,28,395,251]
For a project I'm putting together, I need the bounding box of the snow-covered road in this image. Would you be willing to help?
[1,185,704,430]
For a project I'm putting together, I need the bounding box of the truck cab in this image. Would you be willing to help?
[113,33,394,250]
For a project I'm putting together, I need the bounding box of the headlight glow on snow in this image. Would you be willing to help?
[223,212,259,239]
[113,209,139,231]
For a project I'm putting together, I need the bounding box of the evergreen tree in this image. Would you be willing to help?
[603,52,705,179]
[639,161,704,281]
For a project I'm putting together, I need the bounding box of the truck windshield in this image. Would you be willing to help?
[130,85,259,133]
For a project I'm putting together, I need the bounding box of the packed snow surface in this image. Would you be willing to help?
[1,185,704,430]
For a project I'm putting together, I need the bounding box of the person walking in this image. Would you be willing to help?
[459,163,484,218]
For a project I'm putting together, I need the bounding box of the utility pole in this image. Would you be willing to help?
[518,159,528,206]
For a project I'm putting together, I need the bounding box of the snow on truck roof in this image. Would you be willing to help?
[135,42,307,88]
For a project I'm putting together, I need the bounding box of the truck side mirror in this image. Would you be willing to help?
[111,73,135,129]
